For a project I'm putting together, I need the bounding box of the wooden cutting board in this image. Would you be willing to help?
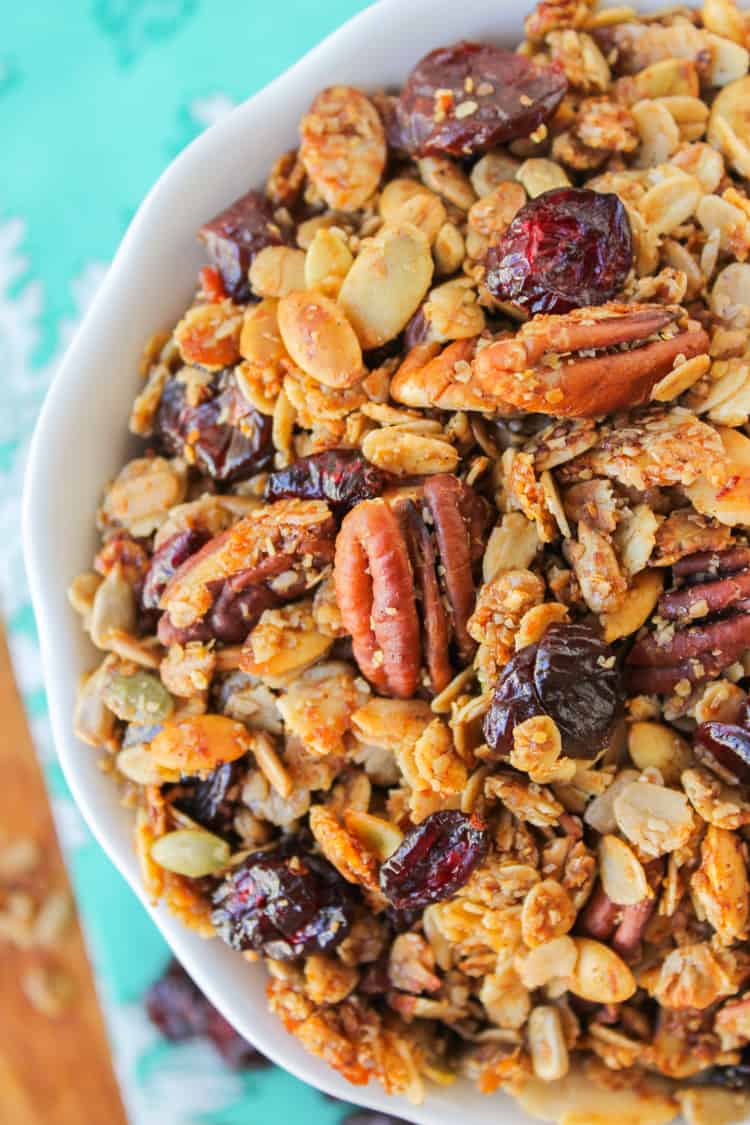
[0,628,127,1125]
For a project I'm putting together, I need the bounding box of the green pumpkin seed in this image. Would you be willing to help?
[150,829,231,877]
[102,671,174,723]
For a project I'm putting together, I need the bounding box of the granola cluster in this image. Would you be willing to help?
[70,1,750,1120]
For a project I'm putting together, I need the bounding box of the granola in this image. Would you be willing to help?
[70,2,750,1117]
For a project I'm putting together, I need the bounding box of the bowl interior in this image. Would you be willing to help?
[24,1,676,1122]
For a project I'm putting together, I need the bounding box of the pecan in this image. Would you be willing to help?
[472,303,710,418]
[395,499,452,694]
[334,499,421,698]
[160,499,335,640]
[424,474,483,664]
[627,548,750,693]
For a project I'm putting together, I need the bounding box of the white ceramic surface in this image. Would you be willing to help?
[24,2,673,1122]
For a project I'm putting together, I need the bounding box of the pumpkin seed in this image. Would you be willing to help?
[150,829,231,877]
[101,671,174,723]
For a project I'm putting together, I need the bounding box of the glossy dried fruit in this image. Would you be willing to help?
[485,188,633,315]
[198,189,289,302]
[146,959,266,1068]
[264,449,390,516]
[379,809,489,910]
[156,377,273,483]
[173,762,239,836]
[211,845,355,959]
[141,529,211,611]
[696,722,750,785]
[484,622,621,759]
[395,41,567,157]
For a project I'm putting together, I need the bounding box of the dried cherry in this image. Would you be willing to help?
[198,189,290,302]
[146,959,266,1068]
[173,762,239,836]
[156,377,273,483]
[395,41,567,157]
[264,449,391,516]
[485,188,633,315]
[695,722,750,785]
[484,622,621,759]
[211,844,356,960]
[141,529,211,610]
[379,810,489,910]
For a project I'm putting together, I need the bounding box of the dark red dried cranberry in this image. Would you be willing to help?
[695,722,750,784]
[208,579,281,644]
[483,643,540,758]
[212,845,356,960]
[484,622,621,759]
[146,959,266,1068]
[157,378,273,483]
[395,42,567,156]
[173,762,239,836]
[264,449,391,516]
[141,529,211,611]
[198,189,290,302]
[379,810,489,910]
[485,188,633,315]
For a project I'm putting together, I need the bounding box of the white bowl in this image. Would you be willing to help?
[24,2,670,1121]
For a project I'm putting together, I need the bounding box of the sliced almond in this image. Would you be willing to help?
[627,721,692,785]
[598,835,650,905]
[277,290,363,388]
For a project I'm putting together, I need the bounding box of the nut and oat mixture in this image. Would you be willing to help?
[69,1,750,1120]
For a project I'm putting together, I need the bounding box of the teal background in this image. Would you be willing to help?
[1,3,372,1121]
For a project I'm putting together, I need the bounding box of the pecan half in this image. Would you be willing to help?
[334,499,421,698]
[627,548,750,694]
[424,474,484,664]
[395,499,453,695]
[160,499,335,640]
[472,303,709,417]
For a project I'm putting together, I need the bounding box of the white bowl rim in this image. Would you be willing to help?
[22,1,683,1122]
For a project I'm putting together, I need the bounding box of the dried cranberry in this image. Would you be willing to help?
[379,810,489,910]
[141,529,210,610]
[395,42,567,156]
[695,722,750,784]
[198,189,289,302]
[485,188,633,315]
[264,449,391,516]
[157,377,273,483]
[484,622,621,759]
[208,579,281,644]
[483,643,540,758]
[173,762,239,836]
[211,845,356,960]
[146,959,265,1068]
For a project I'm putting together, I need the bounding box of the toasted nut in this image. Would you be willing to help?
[101,457,186,537]
[711,263,750,328]
[299,85,386,211]
[117,744,173,785]
[277,290,363,388]
[672,142,725,192]
[516,1065,678,1125]
[483,513,540,582]
[632,100,680,167]
[584,770,640,834]
[598,835,650,905]
[249,245,306,298]
[602,569,664,644]
[638,172,702,235]
[470,151,521,197]
[516,157,571,197]
[339,222,434,349]
[516,935,578,990]
[527,1005,570,1082]
[379,178,446,244]
[89,564,136,650]
[362,428,458,476]
[521,879,576,947]
[691,824,749,943]
[706,32,749,87]
[650,353,711,402]
[101,671,174,724]
[418,155,477,211]
[433,222,465,276]
[568,938,636,1003]
[344,810,403,861]
[303,228,353,298]
[687,426,750,527]
[151,828,230,877]
[150,714,253,774]
[704,0,750,45]
[613,780,694,858]
[632,57,700,100]
[174,301,242,370]
[242,602,333,687]
[678,1086,750,1125]
[627,722,692,785]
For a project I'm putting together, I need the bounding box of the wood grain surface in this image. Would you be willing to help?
[0,628,126,1125]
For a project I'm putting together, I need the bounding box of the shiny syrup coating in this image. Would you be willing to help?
[485,188,633,315]
[484,622,622,759]
[379,810,489,910]
[394,41,567,156]
[211,845,355,960]
[141,528,211,611]
[264,449,391,516]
